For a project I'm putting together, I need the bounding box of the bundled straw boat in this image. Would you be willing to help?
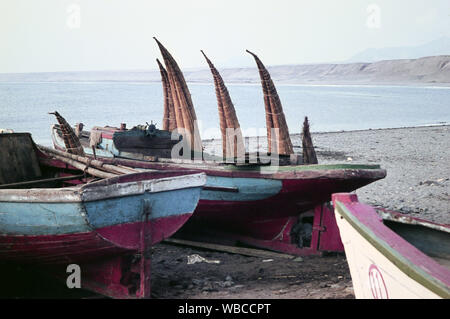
[333,193,450,299]
[0,133,206,298]
[53,121,386,255]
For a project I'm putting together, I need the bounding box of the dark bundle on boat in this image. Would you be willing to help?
[200,50,245,161]
[302,116,318,164]
[154,38,203,154]
[49,111,85,156]
[246,50,294,156]
[157,59,177,131]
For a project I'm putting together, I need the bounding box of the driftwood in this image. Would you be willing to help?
[301,117,318,164]
[39,145,138,176]
[246,51,293,156]
[41,150,117,179]
[200,50,245,160]
[154,38,202,154]
[49,111,85,156]
[164,238,295,259]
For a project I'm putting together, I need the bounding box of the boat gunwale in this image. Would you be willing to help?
[52,125,386,180]
[334,197,450,298]
[0,172,206,203]
[376,208,450,234]
[98,156,387,180]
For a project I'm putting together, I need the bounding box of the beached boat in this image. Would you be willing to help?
[63,123,180,159]
[52,127,386,255]
[332,193,450,299]
[0,133,206,298]
[50,39,387,256]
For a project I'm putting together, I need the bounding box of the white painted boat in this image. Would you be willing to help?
[332,193,450,299]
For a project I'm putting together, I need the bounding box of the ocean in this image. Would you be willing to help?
[0,81,449,146]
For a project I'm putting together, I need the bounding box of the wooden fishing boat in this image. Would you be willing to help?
[0,133,206,298]
[61,123,181,159]
[52,127,386,255]
[333,193,450,299]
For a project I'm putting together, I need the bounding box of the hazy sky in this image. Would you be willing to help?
[1,0,449,73]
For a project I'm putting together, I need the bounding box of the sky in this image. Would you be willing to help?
[0,0,449,73]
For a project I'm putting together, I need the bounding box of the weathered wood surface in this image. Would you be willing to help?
[39,145,138,176]
[0,174,85,189]
[164,238,295,259]
[333,193,450,299]
[38,146,117,179]
[0,133,42,184]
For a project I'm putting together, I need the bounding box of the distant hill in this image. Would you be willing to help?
[348,37,450,63]
[1,55,449,86]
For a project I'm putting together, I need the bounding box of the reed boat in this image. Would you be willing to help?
[333,193,450,299]
[50,39,387,256]
[0,132,206,298]
[52,127,386,255]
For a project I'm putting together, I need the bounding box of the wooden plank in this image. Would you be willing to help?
[0,174,85,189]
[163,238,295,259]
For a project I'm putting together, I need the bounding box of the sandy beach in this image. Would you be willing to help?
[305,125,450,224]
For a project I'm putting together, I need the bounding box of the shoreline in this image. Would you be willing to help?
[1,80,450,88]
[201,123,450,142]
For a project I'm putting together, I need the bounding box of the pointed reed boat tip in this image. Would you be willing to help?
[246,49,256,57]
[200,50,210,61]
[153,37,164,48]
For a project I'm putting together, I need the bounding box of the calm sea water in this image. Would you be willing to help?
[0,82,449,146]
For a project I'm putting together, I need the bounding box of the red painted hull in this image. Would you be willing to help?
[0,213,191,264]
[176,202,345,256]
[187,177,374,238]
[0,213,192,298]
[175,177,373,255]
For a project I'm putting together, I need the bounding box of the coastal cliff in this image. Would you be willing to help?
[1,55,449,86]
